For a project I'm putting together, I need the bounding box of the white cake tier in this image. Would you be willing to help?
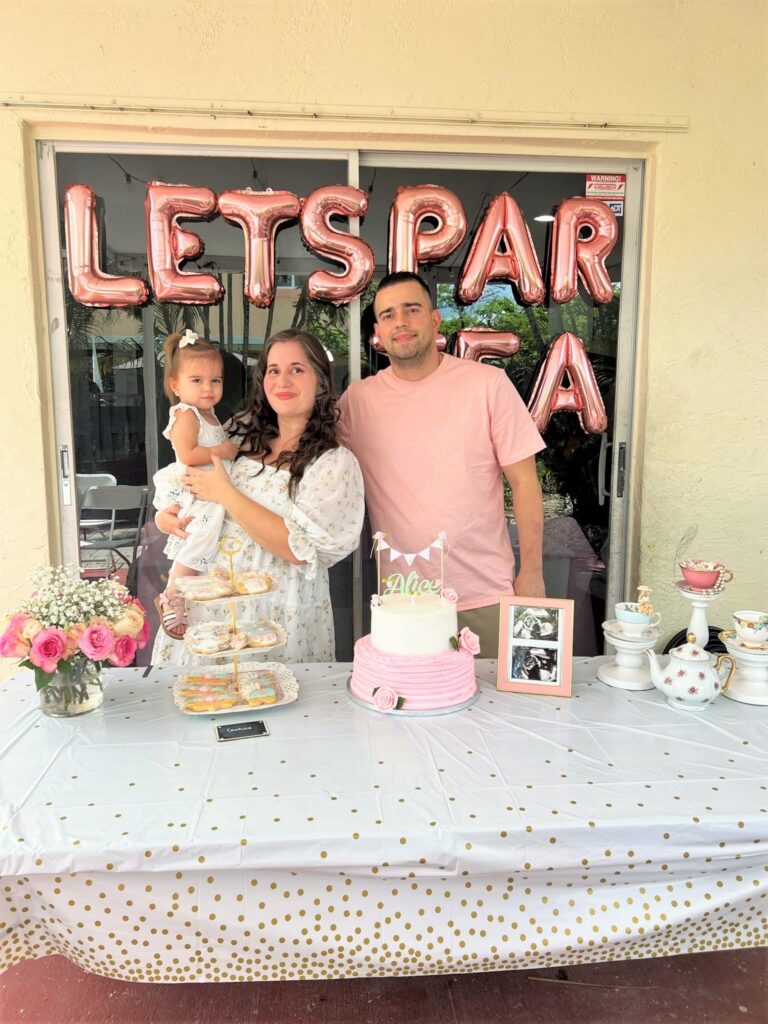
[371,594,457,655]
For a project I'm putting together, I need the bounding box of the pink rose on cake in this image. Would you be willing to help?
[441,587,458,604]
[372,686,402,712]
[458,627,481,657]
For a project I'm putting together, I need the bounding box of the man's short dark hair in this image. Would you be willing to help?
[374,271,433,312]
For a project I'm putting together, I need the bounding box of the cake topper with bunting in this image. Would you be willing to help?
[371,531,455,602]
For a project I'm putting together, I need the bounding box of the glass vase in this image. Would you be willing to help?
[38,659,103,717]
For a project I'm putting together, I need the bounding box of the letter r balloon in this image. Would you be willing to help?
[550,197,618,305]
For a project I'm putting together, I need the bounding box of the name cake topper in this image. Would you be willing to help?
[372,531,450,601]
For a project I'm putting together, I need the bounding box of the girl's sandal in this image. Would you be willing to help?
[154,593,189,640]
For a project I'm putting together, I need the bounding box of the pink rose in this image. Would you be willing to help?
[0,614,31,659]
[135,619,150,651]
[29,628,68,674]
[108,634,137,668]
[458,627,481,657]
[372,686,400,712]
[79,623,115,661]
[441,588,459,604]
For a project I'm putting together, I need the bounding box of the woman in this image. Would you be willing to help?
[152,330,364,666]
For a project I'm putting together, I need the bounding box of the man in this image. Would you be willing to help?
[337,271,546,655]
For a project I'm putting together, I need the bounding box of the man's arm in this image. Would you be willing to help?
[502,455,545,598]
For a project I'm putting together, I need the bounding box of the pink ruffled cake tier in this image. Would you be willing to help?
[349,636,477,713]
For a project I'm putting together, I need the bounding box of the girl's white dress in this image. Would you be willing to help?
[152,402,232,572]
[151,446,364,667]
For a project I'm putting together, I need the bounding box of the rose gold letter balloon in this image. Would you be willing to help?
[64,185,149,307]
[550,197,618,304]
[300,186,374,305]
[217,189,301,308]
[528,332,608,434]
[388,185,467,273]
[457,193,545,306]
[145,182,223,304]
[455,328,520,362]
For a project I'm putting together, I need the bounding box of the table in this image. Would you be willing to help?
[1,660,766,982]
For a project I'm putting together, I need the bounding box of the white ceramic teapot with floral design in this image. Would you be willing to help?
[645,634,736,710]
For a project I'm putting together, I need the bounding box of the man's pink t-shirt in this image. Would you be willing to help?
[337,355,545,611]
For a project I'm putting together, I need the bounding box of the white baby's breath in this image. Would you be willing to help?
[21,566,128,629]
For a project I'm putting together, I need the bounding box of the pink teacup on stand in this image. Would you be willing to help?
[679,560,734,590]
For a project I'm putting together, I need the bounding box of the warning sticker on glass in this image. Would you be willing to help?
[586,174,626,216]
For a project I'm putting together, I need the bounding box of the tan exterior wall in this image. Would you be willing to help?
[1,0,765,672]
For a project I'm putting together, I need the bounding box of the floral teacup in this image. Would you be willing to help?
[732,610,768,647]
[680,560,733,589]
[614,601,661,636]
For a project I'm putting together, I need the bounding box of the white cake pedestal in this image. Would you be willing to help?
[597,627,657,691]
[719,633,768,706]
[676,587,722,648]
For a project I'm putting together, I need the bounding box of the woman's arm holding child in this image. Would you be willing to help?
[184,457,304,565]
[170,408,238,465]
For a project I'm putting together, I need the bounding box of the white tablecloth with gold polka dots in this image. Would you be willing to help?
[1,658,766,982]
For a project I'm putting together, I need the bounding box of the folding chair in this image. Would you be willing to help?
[76,473,117,539]
[79,485,149,572]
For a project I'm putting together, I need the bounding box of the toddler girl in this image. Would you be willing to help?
[153,330,239,638]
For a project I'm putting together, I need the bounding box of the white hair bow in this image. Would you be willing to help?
[179,329,199,348]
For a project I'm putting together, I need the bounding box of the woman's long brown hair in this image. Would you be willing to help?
[228,330,339,498]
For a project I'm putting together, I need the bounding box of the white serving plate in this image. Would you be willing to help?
[173,662,299,715]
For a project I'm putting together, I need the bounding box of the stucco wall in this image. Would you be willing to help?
[1,0,765,670]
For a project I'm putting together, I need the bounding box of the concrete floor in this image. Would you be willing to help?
[1,948,766,1023]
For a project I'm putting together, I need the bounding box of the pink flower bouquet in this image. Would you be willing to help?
[0,567,148,698]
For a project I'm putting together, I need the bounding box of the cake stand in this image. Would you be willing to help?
[346,679,479,716]
[597,621,658,691]
[674,581,724,648]
[718,630,768,706]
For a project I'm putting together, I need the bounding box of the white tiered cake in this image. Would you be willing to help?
[348,534,479,715]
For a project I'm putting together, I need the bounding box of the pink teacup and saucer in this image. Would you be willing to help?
[679,560,734,592]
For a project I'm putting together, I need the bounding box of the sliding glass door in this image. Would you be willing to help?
[39,142,642,658]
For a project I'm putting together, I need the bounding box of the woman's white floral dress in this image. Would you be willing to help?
[152,446,364,667]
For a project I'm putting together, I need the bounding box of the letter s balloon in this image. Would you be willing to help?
[300,186,374,305]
